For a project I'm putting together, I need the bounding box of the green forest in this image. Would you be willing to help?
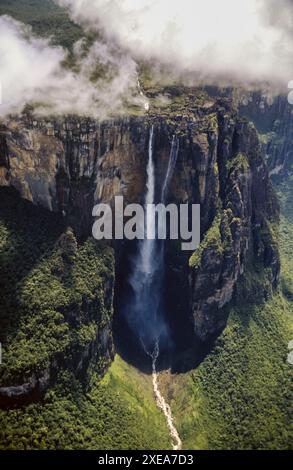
[0,0,83,49]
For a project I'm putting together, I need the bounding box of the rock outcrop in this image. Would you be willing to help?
[187,111,280,340]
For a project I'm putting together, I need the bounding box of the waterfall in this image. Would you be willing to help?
[127,129,179,348]
[161,135,179,203]
[138,129,182,450]
[137,75,150,112]
[127,127,182,449]
[128,125,167,350]
[128,128,179,344]
[141,125,156,276]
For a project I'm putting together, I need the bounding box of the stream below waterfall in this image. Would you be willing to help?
[144,341,182,450]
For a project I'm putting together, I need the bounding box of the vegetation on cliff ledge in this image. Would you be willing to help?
[189,214,223,270]
[227,152,250,173]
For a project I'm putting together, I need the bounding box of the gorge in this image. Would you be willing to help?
[0,90,281,394]
[0,77,291,450]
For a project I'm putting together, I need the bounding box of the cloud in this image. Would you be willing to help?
[55,0,293,85]
[1,1,292,118]
[0,15,140,118]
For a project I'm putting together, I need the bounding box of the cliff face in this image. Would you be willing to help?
[186,110,280,340]
[237,92,293,177]
[0,95,280,348]
[0,117,148,237]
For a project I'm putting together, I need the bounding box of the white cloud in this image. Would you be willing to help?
[1,1,292,118]
[0,15,139,118]
[55,0,293,85]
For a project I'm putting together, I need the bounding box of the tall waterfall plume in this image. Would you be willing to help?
[126,128,180,350]
[128,125,169,351]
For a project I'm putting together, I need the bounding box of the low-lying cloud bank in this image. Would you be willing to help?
[56,0,293,85]
[1,1,293,118]
[0,15,139,118]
